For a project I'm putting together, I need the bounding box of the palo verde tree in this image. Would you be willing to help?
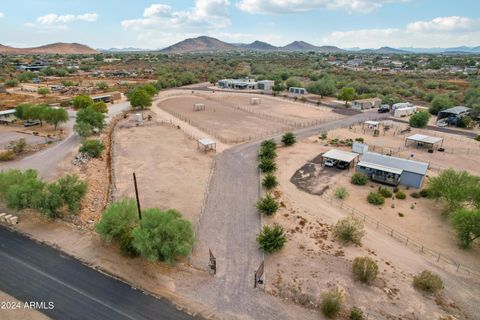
[450,208,480,248]
[131,208,194,264]
[72,95,94,110]
[128,88,152,110]
[74,106,106,137]
[307,75,336,98]
[45,107,69,130]
[338,87,356,106]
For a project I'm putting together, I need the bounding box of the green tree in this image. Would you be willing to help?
[281,132,296,146]
[139,83,158,97]
[450,208,480,248]
[45,108,68,130]
[338,87,356,106]
[307,76,336,98]
[427,169,478,213]
[91,101,108,113]
[14,104,33,120]
[285,77,302,89]
[73,121,93,137]
[129,88,152,110]
[72,95,94,110]
[257,224,287,253]
[429,94,453,115]
[51,175,87,213]
[37,87,50,96]
[96,81,109,90]
[75,106,106,137]
[409,111,431,128]
[132,208,194,264]
[5,177,45,210]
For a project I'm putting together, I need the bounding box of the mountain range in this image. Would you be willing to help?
[0,43,97,55]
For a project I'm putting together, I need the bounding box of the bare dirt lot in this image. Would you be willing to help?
[113,117,213,223]
[263,139,480,319]
[156,92,343,144]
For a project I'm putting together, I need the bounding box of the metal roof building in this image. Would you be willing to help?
[357,152,429,188]
[405,134,444,150]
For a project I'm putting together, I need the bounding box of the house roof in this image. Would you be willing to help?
[322,149,359,163]
[406,134,443,145]
[353,98,382,103]
[438,106,471,115]
[358,161,403,175]
[361,152,429,175]
[0,109,16,116]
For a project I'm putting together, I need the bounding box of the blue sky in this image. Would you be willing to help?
[0,0,479,49]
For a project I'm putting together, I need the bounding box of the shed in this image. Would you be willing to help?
[405,134,443,150]
[358,152,429,188]
[351,98,382,110]
[250,98,261,105]
[288,87,308,95]
[0,109,16,124]
[321,149,359,169]
[194,103,205,111]
[437,106,471,120]
[197,138,216,153]
[363,120,380,129]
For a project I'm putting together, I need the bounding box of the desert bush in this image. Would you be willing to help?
[350,307,364,320]
[378,187,393,198]
[413,270,443,294]
[262,174,278,190]
[258,158,277,173]
[320,288,343,318]
[257,223,287,253]
[320,132,328,140]
[7,138,27,154]
[0,150,16,161]
[475,135,480,142]
[352,256,379,284]
[258,146,277,160]
[281,132,296,146]
[450,208,480,248]
[419,188,432,198]
[354,137,364,143]
[5,177,45,210]
[395,190,407,199]
[256,194,279,215]
[409,111,431,128]
[335,187,349,199]
[411,191,421,198]
[79,139,105,158]
[132,208,194,264]
[260,139,276,150]
[368,192,385,205]
[333,217,365,245]
[351,172,368,185]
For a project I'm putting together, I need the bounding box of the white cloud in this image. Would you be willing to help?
[321,16,480,48]
[0,12,5,18]
[36,13,98,25]
[121,0,231,31]
[236,0,407,14]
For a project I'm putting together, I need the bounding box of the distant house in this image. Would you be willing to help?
[437,106,471,125]
[0,109,16,124]
[288,87,308,95]
[357,152,429,188]
[351,98,382,110]
[464,66,478,75]
[216,78,274,91]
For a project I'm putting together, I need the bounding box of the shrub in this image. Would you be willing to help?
[378,187,393,198]
[419,188,432,198]
[335,187,349,199]
[411,191,421,198]
[258,146,277,160]
[320,288,343,318]
[395,190,407,199]
[256,194,279,215]
[258,158,277,173]
[257,224,287,253]
[409,111,431,128]
[350,307,364,320]
[333,217,365,245]
[79,139,105,158]
[5,177,45,210]
[352,256,379,284]
[475,135,480,142]
[7,138,27,154]
[320,132,328,140]
[281,132,296,146]
[413,270,443,294]
[132,208,194,264]
[260,139,276,150]
[0,150,16,161]
[354,137,364,143]
[262,174,278,190]
[368,192,385,205]
[351,173,368,185]
[41,175,87,215]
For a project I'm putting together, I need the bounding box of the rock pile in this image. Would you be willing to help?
[72,152,91,166]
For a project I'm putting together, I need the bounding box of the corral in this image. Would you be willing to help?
[112,117,213,223]
[156,92,343,144]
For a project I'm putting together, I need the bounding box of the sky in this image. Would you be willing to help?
[0,0,479,49]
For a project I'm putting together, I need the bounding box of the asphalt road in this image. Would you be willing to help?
[0,101,131,179]
[0,226,195,320]
[192,111,386,318]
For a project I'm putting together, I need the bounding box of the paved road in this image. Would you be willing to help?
[192,111,386,318]
[0,226,195,320]
[0,102,131,179]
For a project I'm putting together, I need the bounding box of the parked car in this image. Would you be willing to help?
[324,159,338,167]
[24,120,41,127]
[336,161,349,169]
[378,104,390,113]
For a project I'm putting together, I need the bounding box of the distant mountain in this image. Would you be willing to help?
[161,36,237,53]
[282,41,319,51]
[237,40,278,51]
[0,42,97,55]
[359,46,408,54]
[103,47,147,52]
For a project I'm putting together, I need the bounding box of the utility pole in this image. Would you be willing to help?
[133,172,142,220]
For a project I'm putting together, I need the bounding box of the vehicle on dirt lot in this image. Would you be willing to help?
[336,161,349,169]
[378,104,390,113]
[324,159,338,167]
[24,120,41,127]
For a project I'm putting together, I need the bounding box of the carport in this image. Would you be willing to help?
[405,134,443,150]
[320,149,359,170]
